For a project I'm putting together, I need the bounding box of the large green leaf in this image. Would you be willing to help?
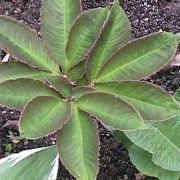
[67,60,85,81]
[86,0,131,81]
[0,79,61,109]
[0,146,59,180]
[57,104,98,180]
[129,145,180,180]
[125,115,180,171]
[44,75,73,98]
[0,16,59,74]
[20,96,71,139]
[75,92,144,130]
[66,7,108,68]
[95,81,179,121]
[0,62,51,83]
[96,32,179,83]
[41,0,80,72]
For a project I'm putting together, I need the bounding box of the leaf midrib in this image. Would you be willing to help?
[0,32,49,71]
[120,95,177,110]
[40,102,62,123]
[97,37,175,80]
[95,88,178,110]
[93,11,112,79]
[150,123,180,157]
[74,106,89,179]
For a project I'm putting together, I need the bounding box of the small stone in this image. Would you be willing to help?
[144,18,149,21]
[12,139,20,144]
[14,8,21,14]
[1,111,7,115]
[171,54,180,66]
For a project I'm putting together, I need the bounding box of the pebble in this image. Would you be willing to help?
[1,111,7,115]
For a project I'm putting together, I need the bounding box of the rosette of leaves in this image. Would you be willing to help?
[0,0,179,179]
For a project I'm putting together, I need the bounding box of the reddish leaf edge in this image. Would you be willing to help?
[18,96,72,140]
[39,0,81,73]
[94,31,179,83]
[0,15,60,74]
[56,109,99,180]
[85,1,131,81]
[66,7,110,70]
[94,80,180,121]
[76,91,145,131]
[42,74,73,98]
[0,78,62,110]
[67,60,86,82]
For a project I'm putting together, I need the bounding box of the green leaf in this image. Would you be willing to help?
[175,89,180,106]
[0,16,59,74]
[86,1,131,81]
[0,79,61,109]
[74,87,96,100]
[76,75,89,87]
[5,144,13,153]
[41,0,80,71]
[66,7,108,68]
[125,115,180,171]
[95,81,179,121]
[112,130,133,149]
[57,104,98,180]
[44,75,73,98]
[0,146,59,180]
[20,96,71,139]
[67,61,85,81]
[96,32,179,83]
[75,92,144,130]
[0,62,51,83]
[129,145,180,180]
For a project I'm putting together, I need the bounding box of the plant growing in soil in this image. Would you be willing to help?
[0,0,180,179]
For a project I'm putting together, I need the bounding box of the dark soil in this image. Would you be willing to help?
[0,0,180,180]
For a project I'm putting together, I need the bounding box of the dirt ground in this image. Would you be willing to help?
[0,0,179,179]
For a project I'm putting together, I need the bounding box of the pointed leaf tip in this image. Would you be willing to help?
[66,7,108,68]
[96,32,179,82]
[0,16,59,74]
[86,1,131,81]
